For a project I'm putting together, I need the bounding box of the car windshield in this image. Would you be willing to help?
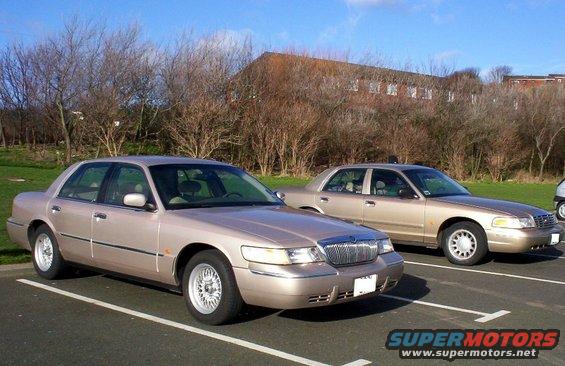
[403,168,470,198]
[149,164,282,210]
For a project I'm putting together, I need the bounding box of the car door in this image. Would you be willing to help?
[362,168,425,244]
[91,163,161,281]
[316,168,368,223]
[48,162,113,264]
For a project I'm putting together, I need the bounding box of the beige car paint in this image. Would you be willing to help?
[281,164,564,254]
[6,156,404,310]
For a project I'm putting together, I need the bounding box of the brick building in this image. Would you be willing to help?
[503,74,565,88]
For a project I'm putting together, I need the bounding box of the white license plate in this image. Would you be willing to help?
[550,233,560,245]
[353,274,377,297]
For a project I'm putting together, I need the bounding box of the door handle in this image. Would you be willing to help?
[320,196,329,202]
[364,200,376,207]
[51,205,61,213]
[93,212,107,220]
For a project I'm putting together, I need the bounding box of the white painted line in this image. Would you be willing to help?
[521,252,565,260]
[18,279,351,366]
[379,294,510,323]
[404,261,565,286]
[474,310,511,323]
[341,359,372,366]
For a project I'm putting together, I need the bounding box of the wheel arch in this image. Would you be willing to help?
[27,218,55,246]
[173,242,231,285]
[436,216,484,245]
[299,206,321,213]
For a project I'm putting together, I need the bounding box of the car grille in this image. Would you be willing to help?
[317,235,379,266]
[533,214,557,228]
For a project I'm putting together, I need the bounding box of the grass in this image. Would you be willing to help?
[0,166,557,265]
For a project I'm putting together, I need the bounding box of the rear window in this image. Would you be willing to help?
[58,163,112,202]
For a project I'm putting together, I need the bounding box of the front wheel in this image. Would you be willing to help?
[441,222,488,266]
[557,201,565,221]
[31,224,67,279]
[182,250,243,325]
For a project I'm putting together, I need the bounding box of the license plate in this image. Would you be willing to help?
[550,233,560,245]
[353,274,377,297]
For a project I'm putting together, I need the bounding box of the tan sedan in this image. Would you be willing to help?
[279,164,564,266]
[6,157,403,324]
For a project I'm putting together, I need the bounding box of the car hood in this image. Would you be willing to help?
[170,205,383,246]
[431,195,549,217]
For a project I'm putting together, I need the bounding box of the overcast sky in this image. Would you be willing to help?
[0,0,563,75]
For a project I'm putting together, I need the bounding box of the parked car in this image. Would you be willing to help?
[6,156,403,324]
[555,179,565,221]
[278,164,564,266]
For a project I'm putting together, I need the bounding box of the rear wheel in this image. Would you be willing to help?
[557,201,565,221]
[441,222,488,266]
[31,225,67,279]
[182,250,243,325]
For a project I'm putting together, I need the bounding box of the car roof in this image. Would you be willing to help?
[334,163,434,172]
[79,155,229,167]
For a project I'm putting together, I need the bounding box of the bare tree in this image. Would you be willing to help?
[485,65,512,84]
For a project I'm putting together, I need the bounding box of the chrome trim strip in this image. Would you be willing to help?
[249,269,337,279]
[6,219,24,227]
[60,233,163,257]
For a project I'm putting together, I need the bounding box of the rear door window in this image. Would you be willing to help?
[322,169,367,194]
[58,163,112,202]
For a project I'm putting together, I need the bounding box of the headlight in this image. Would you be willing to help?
[492,216,535,229]
[241,246,322,265]
[377,238,394,254]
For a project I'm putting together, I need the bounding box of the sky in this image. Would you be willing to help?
[0,0,563,76]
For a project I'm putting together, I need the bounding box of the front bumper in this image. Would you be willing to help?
[487,224,564,253]
[233,252,404,309]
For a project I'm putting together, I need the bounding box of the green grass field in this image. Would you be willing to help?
[0,165,558,264]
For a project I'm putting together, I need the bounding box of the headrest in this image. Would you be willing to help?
[179,180,201,194]
[375,181,386,189]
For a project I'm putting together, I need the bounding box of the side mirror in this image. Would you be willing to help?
[398,188,417,199]
[123,193,149,209]
[275,191,286,200]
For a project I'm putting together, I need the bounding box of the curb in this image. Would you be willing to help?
[0,262,33,271]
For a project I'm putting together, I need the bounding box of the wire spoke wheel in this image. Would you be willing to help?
[558,203,565,220]
[34,233,54,272]
[188,263,223,314]
[448,229,477,260]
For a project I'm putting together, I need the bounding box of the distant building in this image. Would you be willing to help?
[230,52,450,106]
[503,74,565,88]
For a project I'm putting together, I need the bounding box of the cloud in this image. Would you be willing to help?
[201,29,253,51]
[345,0,403,7]
[430,12,454,24]
[433,50,461,63]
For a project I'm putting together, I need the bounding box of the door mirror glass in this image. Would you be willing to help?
[274,191,286,200]
[123,193,147,208]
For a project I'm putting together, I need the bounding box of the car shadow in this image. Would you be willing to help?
[277,274,428,322]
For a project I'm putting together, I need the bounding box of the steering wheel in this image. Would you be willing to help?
[223,192,242,198]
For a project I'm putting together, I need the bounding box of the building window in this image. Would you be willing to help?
[513,100,519,110]
[471,94,477,105]
[407,86,417,98]
[387,83,397,96]
[346,79,359,92]
[447,91,455,102]
[423,88,432,100]
[368,81,380,94]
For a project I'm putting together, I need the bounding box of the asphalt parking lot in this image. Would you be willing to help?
[1,228,564,365]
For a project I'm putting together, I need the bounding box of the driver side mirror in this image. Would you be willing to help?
[123,193,155,211]
[398,187,418,199]
[274,191,286,200]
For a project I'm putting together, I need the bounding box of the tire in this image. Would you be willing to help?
[181,249,243,325]
[31,224,67,279]
[557,201,565,221]
[441,221,488,266]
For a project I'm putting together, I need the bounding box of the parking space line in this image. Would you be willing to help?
[379,294,510,323]
[404,261,565,285]
[18,279,370,366]
[340,360,371,366]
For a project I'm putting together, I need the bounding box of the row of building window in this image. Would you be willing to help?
[344,79,438,100]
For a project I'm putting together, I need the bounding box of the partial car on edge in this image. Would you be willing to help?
[555,178,565,221]
[278,164,564,266]
[6,156,403,325]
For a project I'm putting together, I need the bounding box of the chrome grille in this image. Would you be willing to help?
[533,214,557,228]
[317,234,379,266]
